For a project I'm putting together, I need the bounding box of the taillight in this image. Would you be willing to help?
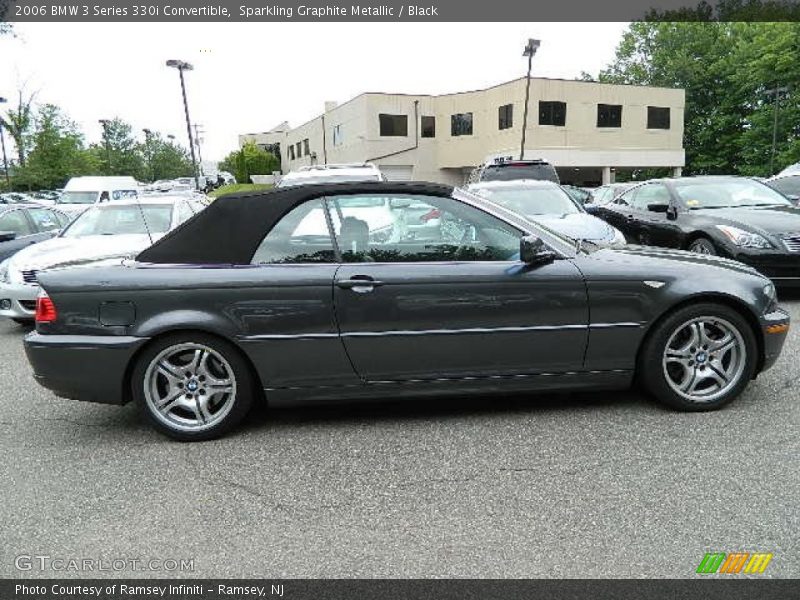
[35,290,58,323]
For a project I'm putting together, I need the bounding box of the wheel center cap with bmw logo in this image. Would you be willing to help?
[186,380,198,392]
[696,351,708,364]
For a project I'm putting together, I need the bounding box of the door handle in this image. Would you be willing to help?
[336,277,385,292]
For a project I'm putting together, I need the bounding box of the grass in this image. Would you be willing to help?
[208,183,272,199]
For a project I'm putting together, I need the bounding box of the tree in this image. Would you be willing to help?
[142,133,194,181]
[15,104,99,190]
[93,117,145,178]
[0,88,36,167]
[219,141,279,184]
[596,20,800,176]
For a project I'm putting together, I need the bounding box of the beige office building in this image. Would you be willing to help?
[239,77,685,186]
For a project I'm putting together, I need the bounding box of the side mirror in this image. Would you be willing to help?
[647,203,670,213]
[0,231,17,242]
[520,235,556,265]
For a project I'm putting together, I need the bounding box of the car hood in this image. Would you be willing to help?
[595,244,765,279]
[8,233,159,273]
[530,213,617,242]
[692,205,800,235]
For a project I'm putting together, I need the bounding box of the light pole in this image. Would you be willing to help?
[166,59,200,190]
[98,119,112,173]
[765,86,789,175]
[193,123,205,177]
[520,38,540,161]
[0,97,10,188]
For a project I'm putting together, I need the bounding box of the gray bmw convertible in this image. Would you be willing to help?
[24,182,790,440]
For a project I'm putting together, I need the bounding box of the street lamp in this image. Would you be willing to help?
[765,86,789,175]
[520,38,540,161]
[166,59,200,190]
[0,97,10,188]
[98,119,112,173]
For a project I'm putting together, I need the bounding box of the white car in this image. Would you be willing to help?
[467,180,626,248]
[277,163,387,188]
[0,196,205,322]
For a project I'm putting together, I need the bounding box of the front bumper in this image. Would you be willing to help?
[24,332,148,404]
[0,281,40,319]
[723,249,800,285]
[759,308,791,372]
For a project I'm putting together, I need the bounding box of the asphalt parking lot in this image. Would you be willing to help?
[1,296,798,579]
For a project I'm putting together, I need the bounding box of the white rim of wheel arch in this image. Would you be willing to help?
[143,342,237,432]
[661,316,747,403]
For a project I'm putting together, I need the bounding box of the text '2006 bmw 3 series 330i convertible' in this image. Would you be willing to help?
[23,182,790,440]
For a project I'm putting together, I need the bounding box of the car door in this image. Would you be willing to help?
[0,209,43,261]
[627,183,682,248]
[600,187,641,241]
[327,192,589,382]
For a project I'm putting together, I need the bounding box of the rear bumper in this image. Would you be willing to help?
[759,308,791,372]
[24,332,148,404]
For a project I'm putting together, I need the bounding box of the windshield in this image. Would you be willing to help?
[768,177,800,197]
[674,179,792,209]
[473,186,580,216]
[63,204,173,237]
[278,173,381,188]
[59,191,98,205]
[481,163,559,183]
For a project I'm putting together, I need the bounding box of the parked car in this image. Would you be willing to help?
[23,182,789,441]
[468,158,559,184]
[277,163,386,188]
[29,191,61,205]
[777,162,800,177]
[587,183,636,206]
[591,176,800,285]
[765,174,800,205]
[0,204,70,263]
[561,185,593,205]
[55,176,140,217]
[0,192,35,204]
[0,196,203,323]
[467,180,626,248]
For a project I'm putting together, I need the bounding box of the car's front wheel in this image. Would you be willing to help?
[688,237,717,255]
[639,303,757,411]
[132,334,255,441]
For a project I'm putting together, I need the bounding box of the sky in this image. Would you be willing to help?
[0,22,628,162]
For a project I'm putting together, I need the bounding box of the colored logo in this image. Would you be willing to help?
[697,552,773,574]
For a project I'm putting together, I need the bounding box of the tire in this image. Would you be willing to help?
[131,333,255,441]
[638,303,757,411]
[688,237,717,255]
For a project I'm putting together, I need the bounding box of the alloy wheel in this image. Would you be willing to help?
[661,316,746,403]
[143,342,237,432]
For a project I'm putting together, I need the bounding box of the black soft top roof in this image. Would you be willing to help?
[137,181,455,265]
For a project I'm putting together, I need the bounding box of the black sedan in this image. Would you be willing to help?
[24,182,789,440]
[0,204,70,263]
[592,176,800,286]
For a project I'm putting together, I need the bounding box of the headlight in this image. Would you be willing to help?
[716,225,772,249]
[0,260,9,284]
[610,227,627,246]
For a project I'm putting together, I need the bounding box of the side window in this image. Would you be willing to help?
[54,211,72,228]
[251,199,336,264]
[28,208,63,232]
[0,210,34,236]
[630,184,670,211]
[326,194,522,263]
[614,188,634,206]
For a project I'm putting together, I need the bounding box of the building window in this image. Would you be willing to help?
[421,116,435,138]
[288,145,295,160]
[303,139,310,156]
[379,114,408,137]
[451,112,473,136]
[332,125,343,146]
[498,104,513,130]
[647,106,670,130]
[539,101,566,126]
[597,104,622,128]
[295,142,302,158]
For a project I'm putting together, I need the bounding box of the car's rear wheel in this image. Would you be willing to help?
[132,334,255,441]
[639,303,757,411]
[688,237,717,255]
